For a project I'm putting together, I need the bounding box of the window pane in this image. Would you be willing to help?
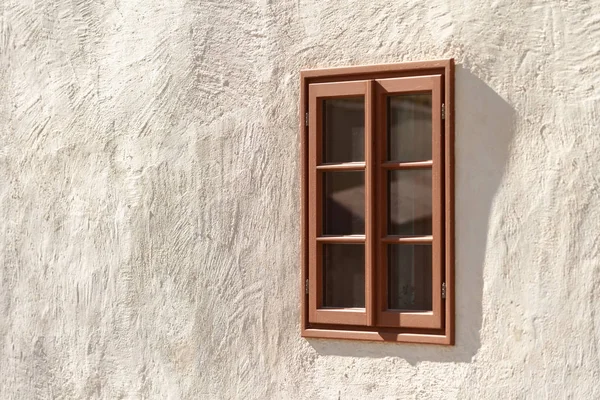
[387,94,432,162]
[323,172,365,235]
[388,245,432,311]
[388,170,432,235]
[323,98,365,163]
[323,244,365,308]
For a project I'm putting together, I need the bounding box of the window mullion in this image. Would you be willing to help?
[365,80,376,326]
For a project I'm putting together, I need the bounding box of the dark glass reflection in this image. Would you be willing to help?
[388,170,432,235]
[387,94,432,162]
[323,98,365,163]
[323,172,365,235]
[323,244,365,308]
[388,245,432,311]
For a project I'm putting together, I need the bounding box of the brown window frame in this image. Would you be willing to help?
[300,59,455,345]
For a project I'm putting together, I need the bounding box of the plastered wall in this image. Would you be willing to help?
[1,1,600,398]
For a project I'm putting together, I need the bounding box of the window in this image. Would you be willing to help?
[300,59,454,344]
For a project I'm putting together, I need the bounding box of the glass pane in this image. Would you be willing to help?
[323,244,365,308]
[388,245,432,311]
[388,170,432,235]
[323,172,365,235]
[387,94,432,162]
[323,98,365,163]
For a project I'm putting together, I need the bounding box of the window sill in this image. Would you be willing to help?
[302,327,453,345]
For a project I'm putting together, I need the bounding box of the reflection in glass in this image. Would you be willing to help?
[387,94,432,162]
[388,245,432,311]
[388,170,432,235]
[323,244,365,308]
[323,98,365,163]
[323,172,365,235]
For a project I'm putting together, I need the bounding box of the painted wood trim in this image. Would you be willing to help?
[316,235,366,243]
[444,59,456,345]
[300,59,455,344]
[365,80,376,326]
[302,327,451,345]
[381,236,433,244]
[308,80,369,326]
[375,74,442,330]
[316,162,366,171]
[301,59,452,79]
[381,160,433,169]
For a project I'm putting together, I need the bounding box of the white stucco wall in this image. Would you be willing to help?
[1,0,600,398]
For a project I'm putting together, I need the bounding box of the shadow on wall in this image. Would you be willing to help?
[308,65,516,364]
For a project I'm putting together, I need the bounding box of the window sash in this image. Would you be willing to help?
[307,80,375,326]
[376,75,444,329]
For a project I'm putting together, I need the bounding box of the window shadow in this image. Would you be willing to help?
[307,64,516,364]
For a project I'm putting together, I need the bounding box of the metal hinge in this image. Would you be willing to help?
[441,282,446,299]
[441,103,446,120]
[305,112,309,127]
[305,279,309,294]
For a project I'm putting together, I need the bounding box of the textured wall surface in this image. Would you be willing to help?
[1,0,600,398]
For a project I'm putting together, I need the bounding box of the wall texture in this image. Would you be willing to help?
[1,0,600,398]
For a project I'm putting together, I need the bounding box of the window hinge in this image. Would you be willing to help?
[441,103,446,120]
[305,112,309,127]
[305,279,309,294]
[441,282,446,299]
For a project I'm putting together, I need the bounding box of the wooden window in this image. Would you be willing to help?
[300,60,454,344]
